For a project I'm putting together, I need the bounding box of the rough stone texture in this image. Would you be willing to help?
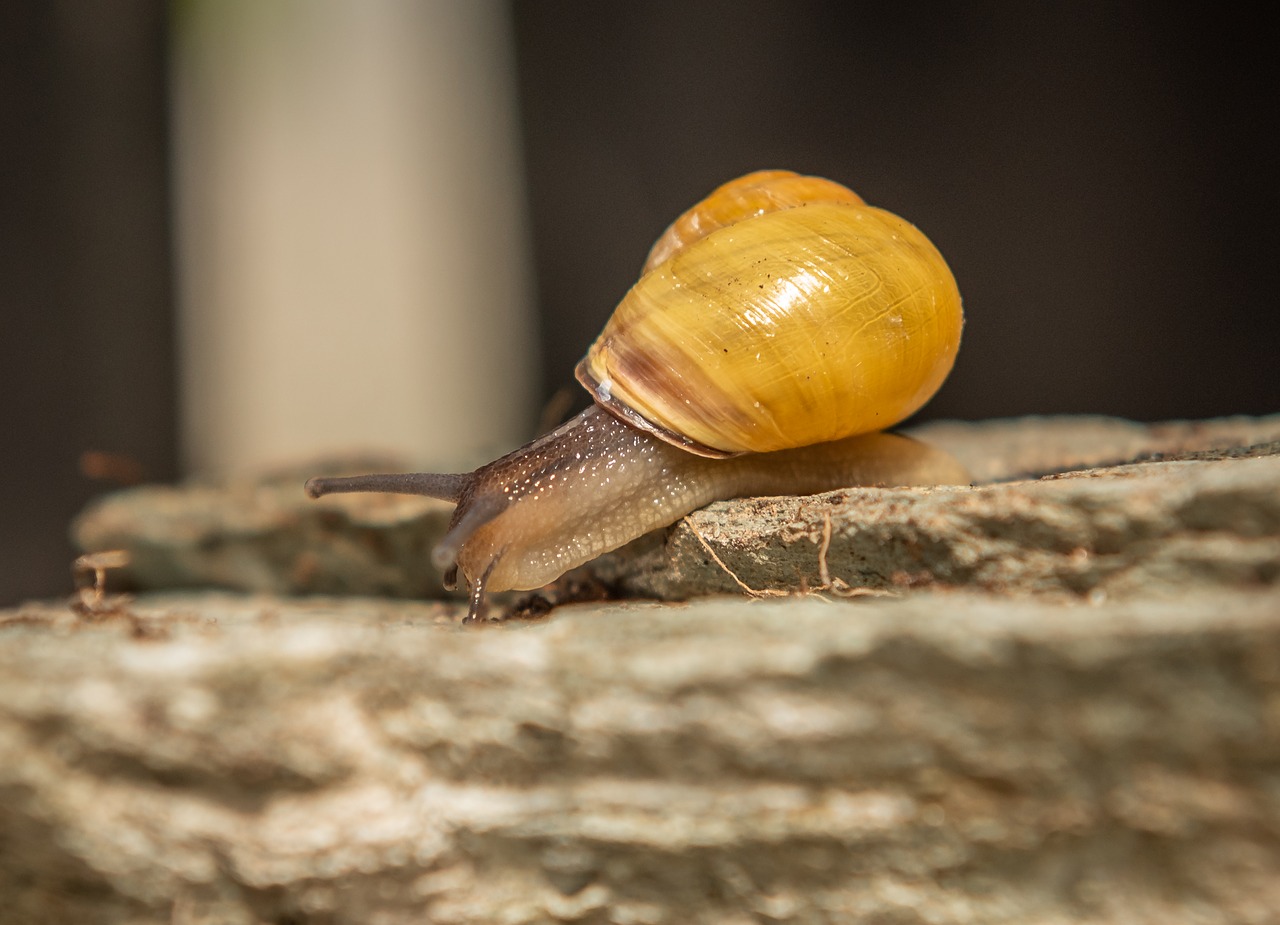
[72,455,456,599]
[11,414,1278,923]
[72,415,1280,609]
[911,414,1280,485]
[597,450,1280,604]
[3,589,1280,925]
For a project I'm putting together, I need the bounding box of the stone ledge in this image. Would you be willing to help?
[599,451,1280,602]
[21,413,1278,923]
[71,414,1280,608]
[2,588,1279,924]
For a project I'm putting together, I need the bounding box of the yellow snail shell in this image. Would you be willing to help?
[577,169,963,457]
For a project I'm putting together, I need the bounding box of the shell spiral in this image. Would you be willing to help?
[575,170,963,457]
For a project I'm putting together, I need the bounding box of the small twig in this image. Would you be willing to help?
[684,518,785,599]
[683,513,897,603]
[681,507,903,604]
[812,511,897,599]
[816,511,833,588]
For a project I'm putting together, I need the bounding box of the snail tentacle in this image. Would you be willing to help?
[304,471,469,503]
[432,491,509,570]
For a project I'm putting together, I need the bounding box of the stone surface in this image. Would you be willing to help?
[597,448,1280,604]
[3,588,1280,925]
[911,414,1280,484]
[17,413,1278,923]
[72,455,456,599]
[71,415,1280,610]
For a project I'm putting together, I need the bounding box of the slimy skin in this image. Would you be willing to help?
[306,404,970,621]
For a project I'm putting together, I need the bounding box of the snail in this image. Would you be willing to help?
[306,170,967,621]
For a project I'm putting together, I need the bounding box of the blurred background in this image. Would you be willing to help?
[2,1,1277,605]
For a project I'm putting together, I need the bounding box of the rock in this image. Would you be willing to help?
[72,456,456,599]
[71,415,1280,608]
[910,413,1280,484]
[12,414,1280,922]
[598,447,1280,603]
[2,588,1279,924]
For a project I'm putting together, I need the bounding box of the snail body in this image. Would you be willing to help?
[306,170,966,620]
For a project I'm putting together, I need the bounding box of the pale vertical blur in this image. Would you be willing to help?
[171,0,537,475]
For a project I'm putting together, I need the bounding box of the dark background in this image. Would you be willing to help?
[3,1,1277,605]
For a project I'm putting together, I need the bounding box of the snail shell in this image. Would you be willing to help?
[578,169,963,457]
[305,170,967,621]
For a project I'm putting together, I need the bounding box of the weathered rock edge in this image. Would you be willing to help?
[2,589,1279,924]
[599,449,1280,602]
[71,415,1280,606]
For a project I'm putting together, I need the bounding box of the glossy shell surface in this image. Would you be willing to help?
[577,172,963,457]
[640,169,866,274]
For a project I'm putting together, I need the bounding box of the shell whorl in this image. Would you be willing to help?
[640,169,866,273]
[577,171,964,457]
